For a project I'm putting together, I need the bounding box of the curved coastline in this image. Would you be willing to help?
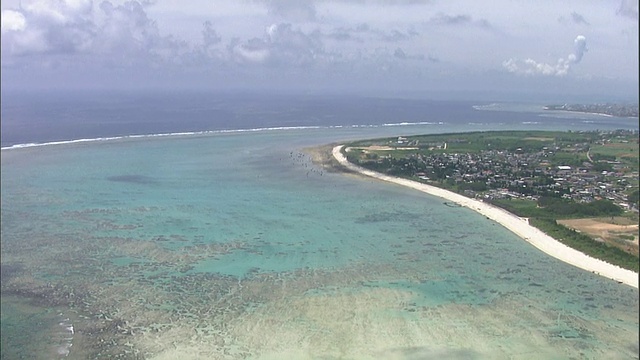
[332,145,639,289]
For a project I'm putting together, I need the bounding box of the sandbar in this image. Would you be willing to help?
[332,145,639,289]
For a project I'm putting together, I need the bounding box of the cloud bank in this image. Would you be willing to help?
[0,0,637,99]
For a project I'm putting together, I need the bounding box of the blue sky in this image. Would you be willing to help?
[1,0,638,100]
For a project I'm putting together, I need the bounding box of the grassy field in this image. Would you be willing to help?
[590,141,639,172]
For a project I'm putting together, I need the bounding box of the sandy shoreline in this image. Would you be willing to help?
[332,145,639,289]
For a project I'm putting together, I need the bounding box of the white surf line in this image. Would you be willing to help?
[332,145,639,289]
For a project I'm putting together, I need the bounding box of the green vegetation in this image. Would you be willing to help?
[350,130,601,157]
[537,197,623,218]
[491,197,637,271]
[590,140,639,172]
[529,218,639,272]
[494,197,625,220]
[628,190,639,208]
[490,199,550,219]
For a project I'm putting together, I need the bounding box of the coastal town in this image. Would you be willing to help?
[544,103,639,118]
[347,130,639,212]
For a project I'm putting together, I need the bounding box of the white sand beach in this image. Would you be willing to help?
[332,145,639,289]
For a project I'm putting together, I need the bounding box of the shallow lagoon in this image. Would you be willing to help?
[1,125,638,359]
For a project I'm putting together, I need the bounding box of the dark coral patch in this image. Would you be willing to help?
[107,175,157,184]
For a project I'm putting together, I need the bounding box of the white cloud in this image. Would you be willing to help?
[24,0,93,24]
[572,35,587,63]
[1,0,192,64]
[230,37,270,63]
[503,35,587,77]
[1,9,26,32]
[233,23,325,66]
[1,0,95,54]
[0,0,636,98]
[501,58,517,72]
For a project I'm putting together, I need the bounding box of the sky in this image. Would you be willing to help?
[1,0,638,101]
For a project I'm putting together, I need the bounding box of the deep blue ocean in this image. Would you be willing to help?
[1,91,638,359]
[2,91,637,148]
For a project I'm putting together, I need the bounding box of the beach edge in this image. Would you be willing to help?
[332,145,639,289]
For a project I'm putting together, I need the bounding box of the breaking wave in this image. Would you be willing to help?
[1,122,444,150]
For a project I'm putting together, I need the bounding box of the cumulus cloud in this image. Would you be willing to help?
[1,0,330,71]
[230,23,324,66]
[95,1,191,67]
[502,35,587,76]
[431,13,472,25]
[429,13,494,29]
[1,0,426,72]
[1,10,27,32]
[2,0,631,94]
[227,21,426,71]
[229,37,270,64]
[1,0,190,66]
[24,0,93,23]
[1,0,96,55]
[571,35,587,63]
[266,23,323,64]
[322,23,417,44]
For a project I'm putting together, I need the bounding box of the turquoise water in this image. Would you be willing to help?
[2,126,638,359]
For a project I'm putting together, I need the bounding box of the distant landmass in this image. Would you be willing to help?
[544,103,639,118]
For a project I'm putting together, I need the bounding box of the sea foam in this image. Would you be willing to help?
[1,122,444,151]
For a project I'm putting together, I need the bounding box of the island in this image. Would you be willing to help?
[544,103,639,118]
[321,130,639,287]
